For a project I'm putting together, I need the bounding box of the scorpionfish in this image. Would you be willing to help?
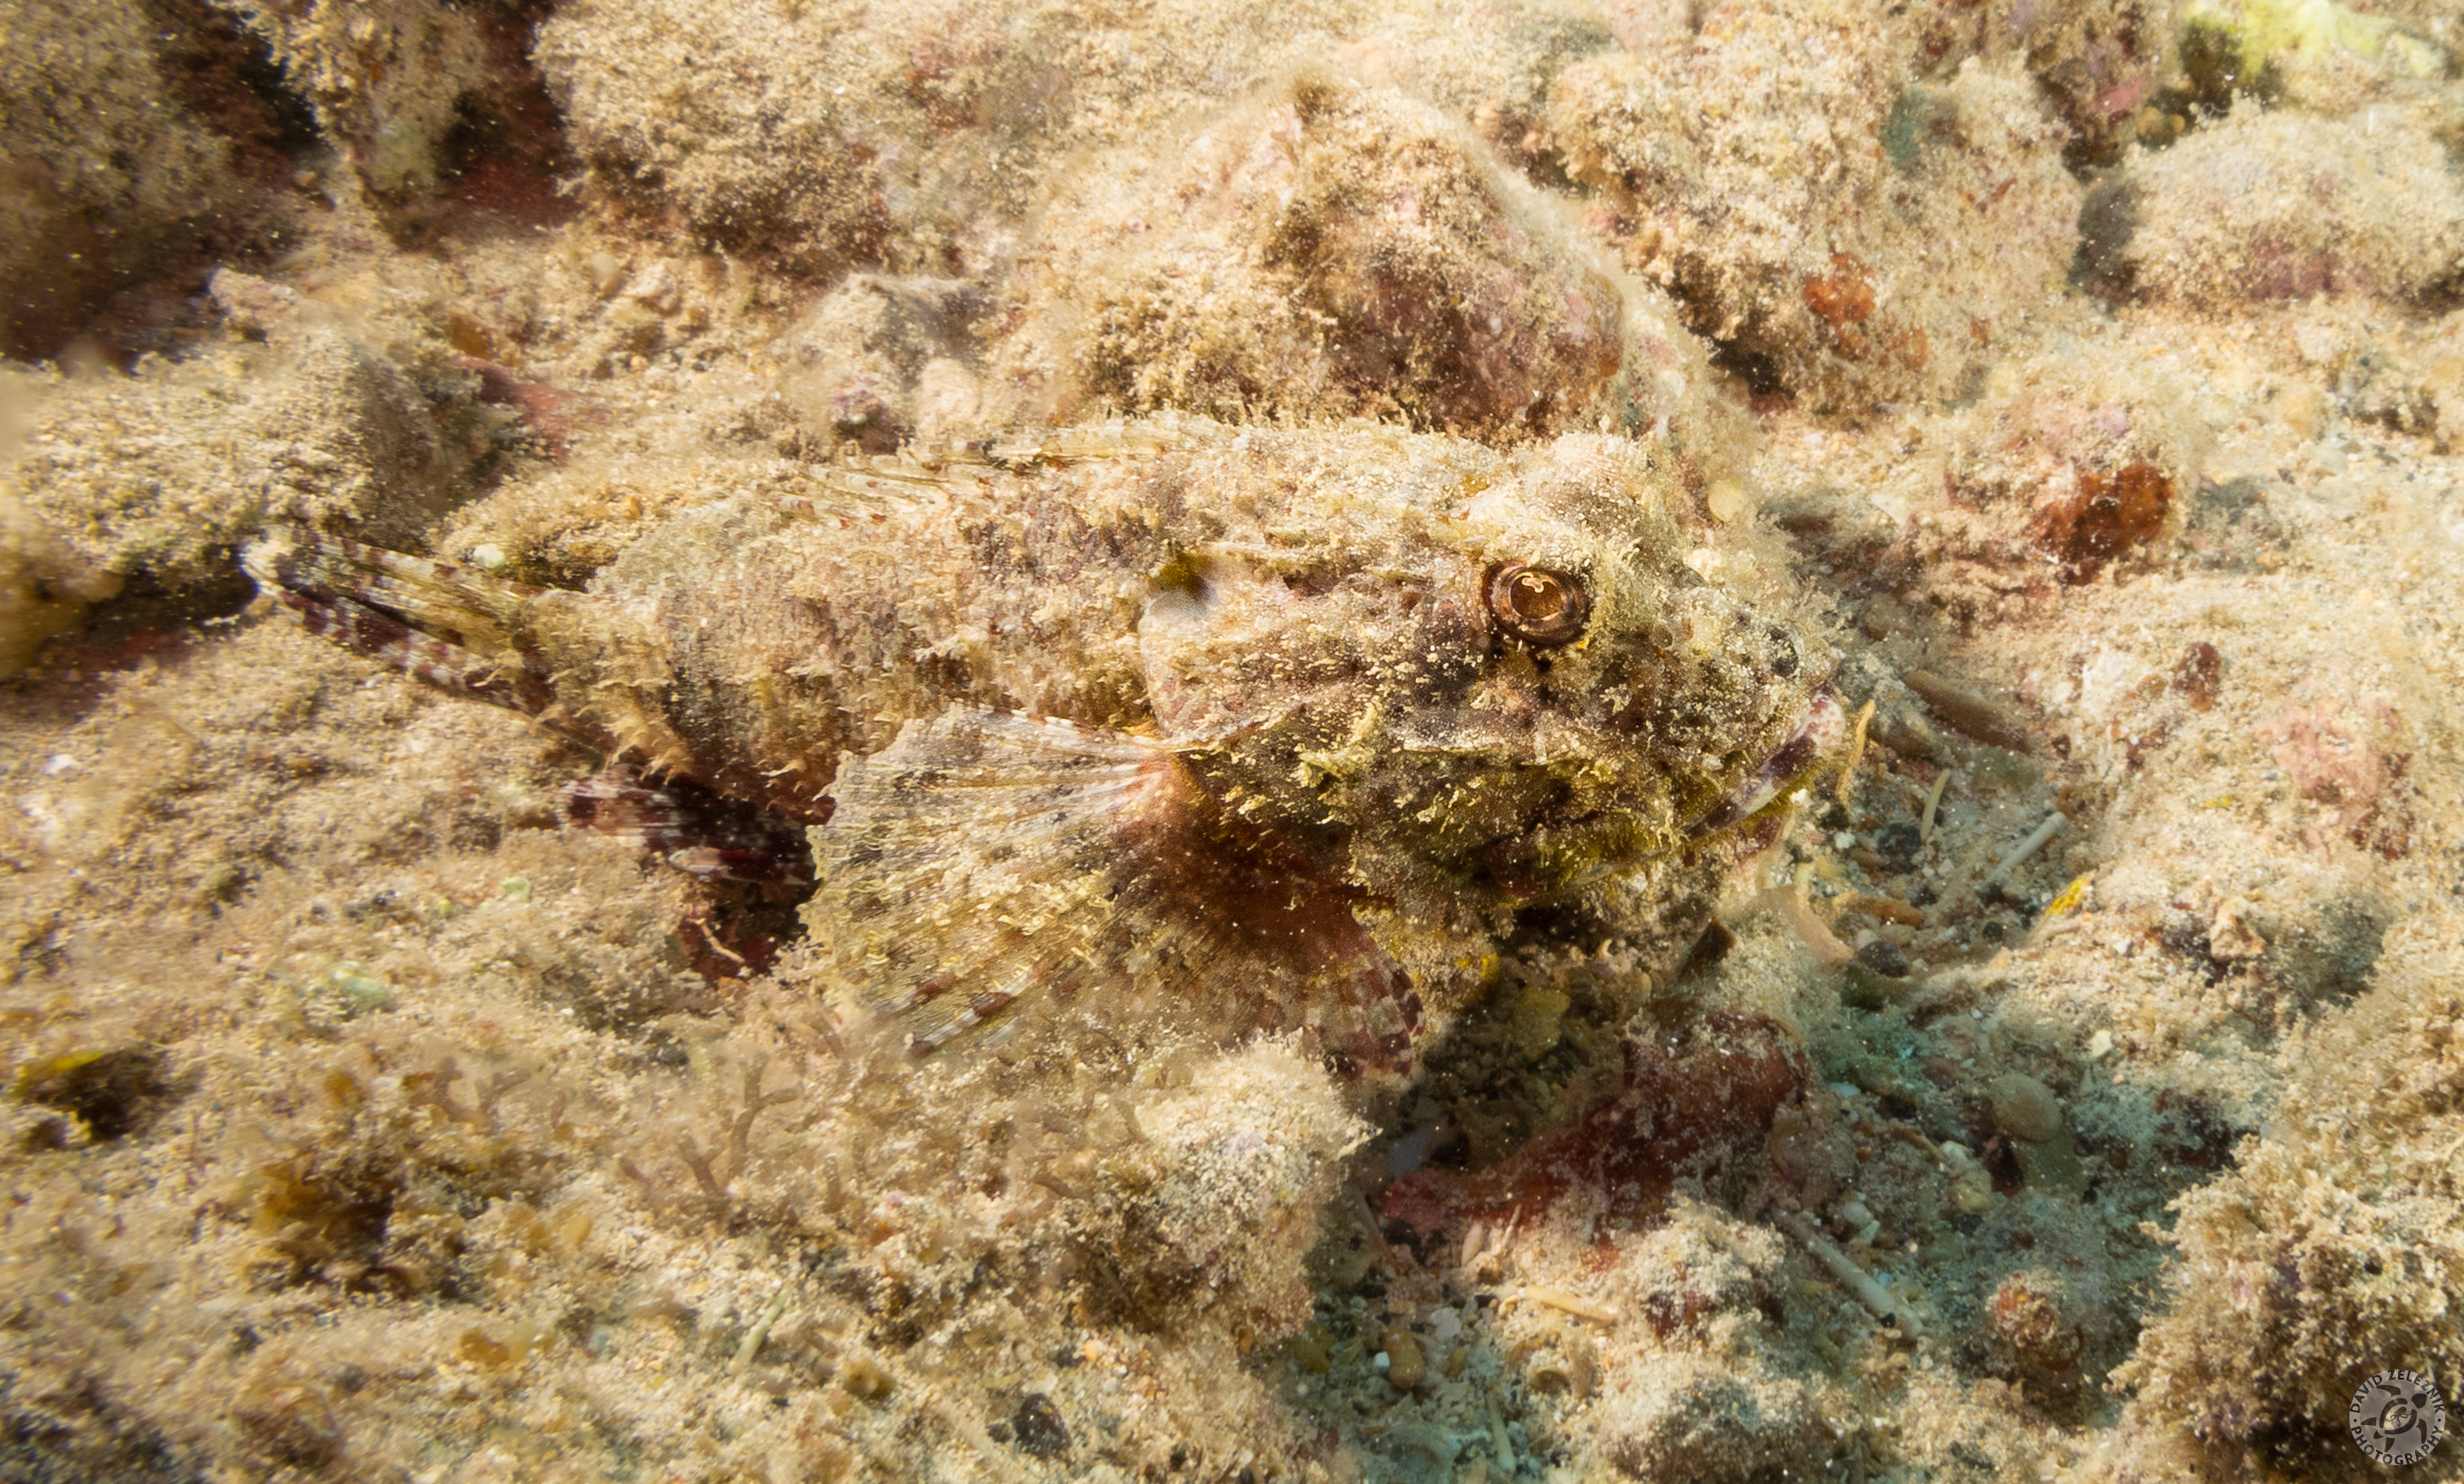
[248,417,1839,1073]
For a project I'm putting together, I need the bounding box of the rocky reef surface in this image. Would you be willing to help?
[4,0,2464,1480]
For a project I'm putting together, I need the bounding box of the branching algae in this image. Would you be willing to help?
[249,417,1839,1072]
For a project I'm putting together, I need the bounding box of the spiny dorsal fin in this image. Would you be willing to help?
[245,529,540,653]
[244,528,555,714]
[812,707,1419,1072]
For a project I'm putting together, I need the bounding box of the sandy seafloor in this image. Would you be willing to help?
[6,0,2464,1480]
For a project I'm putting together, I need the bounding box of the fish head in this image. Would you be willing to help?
[1137,432,1839,919]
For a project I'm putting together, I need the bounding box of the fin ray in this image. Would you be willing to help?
[246,529,539,650]
[245,529,555,713]
[813,707,1421,1071]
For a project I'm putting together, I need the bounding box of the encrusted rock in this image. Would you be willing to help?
[1551,11,2082,408]
[994,76,1728,447]
[2107,109,2464,308]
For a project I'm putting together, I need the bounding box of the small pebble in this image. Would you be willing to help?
[1381,1327,1425,1390]
[1873,820,1923,872]
[2173,641,2223,710]
[1291,1324,1333,1374]
[838,1356,894,1402]
[1907,670,2030,751]
[1384,1124,1442,1177]
[1011,1393,1069,1457]
[1707,479,1751,523]
[1854,939,1910,979]
[1987,1073,2064,1144]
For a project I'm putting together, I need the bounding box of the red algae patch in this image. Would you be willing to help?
[2030,460,2174,580]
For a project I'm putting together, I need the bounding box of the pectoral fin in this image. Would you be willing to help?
[813,707,1420,1071]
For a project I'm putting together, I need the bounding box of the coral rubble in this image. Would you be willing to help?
[0,0,251,360]
[1551,4,2083,409]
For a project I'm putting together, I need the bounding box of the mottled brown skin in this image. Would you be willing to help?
[254,418,1833,1061]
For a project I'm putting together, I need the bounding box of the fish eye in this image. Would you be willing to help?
[1486,563,1589,647]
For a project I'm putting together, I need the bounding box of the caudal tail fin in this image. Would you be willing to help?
[242,529,555,715]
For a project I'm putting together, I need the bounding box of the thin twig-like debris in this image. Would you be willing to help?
[1920,769,1952,844]
[1775,1209,1923,1340]
[1983,812,2067,887]
[1834,698,1875,805]
[1513,1284,1620,1324]
[730,1274,803,1374]
[1767,869,1856,964]
[676,1132,727,1204]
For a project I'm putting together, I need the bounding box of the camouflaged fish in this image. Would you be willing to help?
[246,418,1840,1072]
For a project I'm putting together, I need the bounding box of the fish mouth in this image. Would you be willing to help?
[1681,687,1847,842]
